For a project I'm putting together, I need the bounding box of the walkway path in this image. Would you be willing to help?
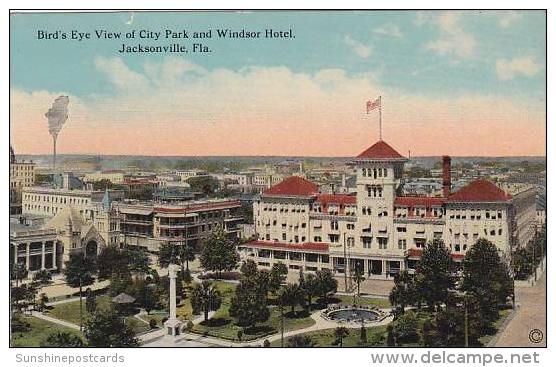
[142,308,393,347]
[493,271,546,347]
[31,311,81,331]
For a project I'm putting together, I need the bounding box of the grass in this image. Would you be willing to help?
[191,281,315,341]
[270,325,388,347]
[46,295,150,334]
[10,316,84,347]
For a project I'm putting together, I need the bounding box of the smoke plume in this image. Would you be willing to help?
[45,95,69,140]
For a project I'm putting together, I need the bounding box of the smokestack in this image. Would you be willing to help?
[442,155,451,198]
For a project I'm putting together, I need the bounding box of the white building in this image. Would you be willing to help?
[21,186,124,218]
[83,170,126,184]
[240,140,537,279]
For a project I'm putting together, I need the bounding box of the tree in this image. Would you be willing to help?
[269,262,288,295]
[416,239,455,311]
[187,176,220,196]
[36,293,49,312]
[334,326,349,347]
[178,244,196,273]
[315,269,338,304]
[63,253,97,330]
[85,289,97,314]
[190,281,223,322]
[229,266,270,327]
[84,308,139,347]
[392,311,419,344]
[302,273,319,310]
[512,247,533,280]
[158,243,180,268]
[33,269,52,286]
[389,270,419,315]
[386,325,396,346]
[461,239,512,327]
[10,263,28,287]
[287,334,315,347]
[199,225,240,276]
[40,331,84,347]
[97,245,127,281]
[279,283,305,314]
[126,247,151,275]
[352,262,365,297]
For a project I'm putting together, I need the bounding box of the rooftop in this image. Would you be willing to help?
[263,176,319,197]
[356,140,405,160]
[447,179,512,203]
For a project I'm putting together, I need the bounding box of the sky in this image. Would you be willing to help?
[10,10,546,157]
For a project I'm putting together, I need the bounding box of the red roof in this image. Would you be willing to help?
[263,176,319,197]
[395,196,445,207]
[316,194,357,205]
[356,140,405,160]
[241,240,329,253]
[447,180,511,203]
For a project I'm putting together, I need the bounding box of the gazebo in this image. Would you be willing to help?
[112,293,136,315]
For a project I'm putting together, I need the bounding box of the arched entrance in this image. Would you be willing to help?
[85,240,98,259]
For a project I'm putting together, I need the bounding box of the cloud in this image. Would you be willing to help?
[496,57,542,80]
[344,35,372,58]
[498,11,522,28]
[10,57,545,157]
[425,12,476,59]
[373,24,403,38]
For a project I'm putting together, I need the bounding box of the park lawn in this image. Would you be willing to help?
[47,295,149,334]
[270,325,388,347]
[191,280,315,341]
[335,295,391,309]
[11,316,84,347]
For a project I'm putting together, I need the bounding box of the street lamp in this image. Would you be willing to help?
[450,288,468,347]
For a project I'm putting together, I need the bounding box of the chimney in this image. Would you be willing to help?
[442,155,451,198]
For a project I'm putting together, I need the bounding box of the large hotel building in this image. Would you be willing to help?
[239,140,537,279]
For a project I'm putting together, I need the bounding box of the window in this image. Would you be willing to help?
[282,233,286,241]
[362,237,372,248]
[378,237,388,249]
[398,239,407,250]
[397,227,407,232]
[331,221,339,230]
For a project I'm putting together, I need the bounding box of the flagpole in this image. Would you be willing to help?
[379,95,382,140]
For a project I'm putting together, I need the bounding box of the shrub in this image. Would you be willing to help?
[149,319,157,329]
[393,311,419,344]
[263,339,270,347]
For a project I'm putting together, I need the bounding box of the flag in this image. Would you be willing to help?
[366,97,381,114]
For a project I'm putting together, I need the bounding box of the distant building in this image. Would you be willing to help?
[83,170,126,184]
[22,186,124,217]
[10,145,36,214]
[115,198,243,252]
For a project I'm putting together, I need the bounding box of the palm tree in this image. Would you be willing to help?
[334,326,349,347]
[279,283,305,314]
[180,245,195,272]
[352,263,365,298]
[190,281,222,322]
[302,273,319,311]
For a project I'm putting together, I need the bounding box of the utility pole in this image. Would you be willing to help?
[464,295,468,347]
[343,233,348,292]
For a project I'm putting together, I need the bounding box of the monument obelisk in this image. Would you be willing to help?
[164,264,182,336]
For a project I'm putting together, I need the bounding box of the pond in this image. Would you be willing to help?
[328,308,380,322]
